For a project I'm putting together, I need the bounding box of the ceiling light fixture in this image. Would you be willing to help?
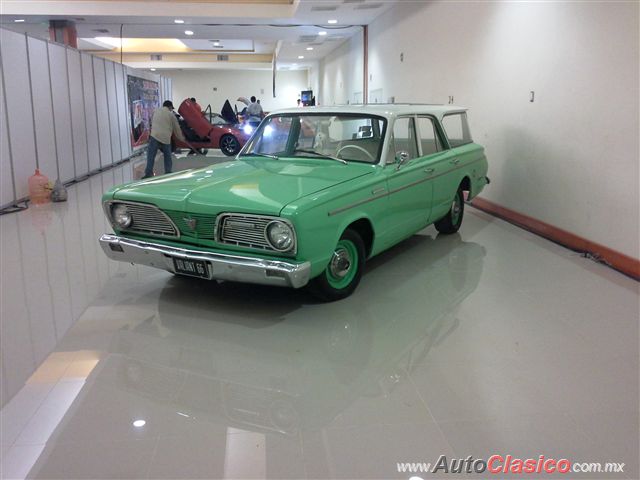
[306,47,313,51]
[318,31,327,36]
[328,19,338,24]
[14,19,25,23]
[132,420,146,428]
[174,19,184,24]
[184,30,194,35]
[150,68,156,71]
[298,55,304,59]
[213,42,220,46]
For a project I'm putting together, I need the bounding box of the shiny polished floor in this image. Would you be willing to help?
[1,161,638,480]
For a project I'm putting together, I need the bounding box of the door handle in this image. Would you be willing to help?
[451,158,460,165]
[371,187,386,195]
[424,168,435,173]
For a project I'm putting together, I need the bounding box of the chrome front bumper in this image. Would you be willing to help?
[99,234,311,288]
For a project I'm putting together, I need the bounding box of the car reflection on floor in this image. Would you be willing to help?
[25,233,485,478]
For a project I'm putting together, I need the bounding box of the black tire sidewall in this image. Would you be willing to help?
[221,135,240,156]
[435,188,464,234]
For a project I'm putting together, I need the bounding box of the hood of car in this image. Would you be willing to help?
[110,158,374,215]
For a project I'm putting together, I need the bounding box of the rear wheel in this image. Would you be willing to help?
[220,134,240,156]
[435,187,464,234]
[309,229,365,301]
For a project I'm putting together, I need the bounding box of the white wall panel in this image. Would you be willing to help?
[26,37,58,182]
[0,69,15,206]
[0,28,167,206]
[81,53,100,172]
[93,57,112,168]
[48,43,75,182]
[104,61,121,164]
[67,49,89,178]
[0,29,37,200]
[163,77,172,104]
[114,63,130,159]
[123,67,133,153]
[342,1,639,259]
[160,77,165,102]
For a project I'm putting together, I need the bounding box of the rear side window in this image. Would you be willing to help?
[442,113,472,148]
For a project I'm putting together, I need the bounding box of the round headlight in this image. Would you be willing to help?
[112,204,132,228]
[266,220,294,251]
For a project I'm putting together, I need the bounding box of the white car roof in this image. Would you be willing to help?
[271,103,467,121]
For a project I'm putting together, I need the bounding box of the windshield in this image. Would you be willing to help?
[241,113,386,164]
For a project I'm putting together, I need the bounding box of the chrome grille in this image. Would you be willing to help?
[218,214,272,250]
[110,202,178,237]
[165,211,216,239]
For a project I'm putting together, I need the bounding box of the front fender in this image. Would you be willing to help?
[281,172,386,279]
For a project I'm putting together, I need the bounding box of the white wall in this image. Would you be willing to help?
[319,33,363,105]
[307,61,320,106]
[164,69,309,113]
[320,1,639,259]
[0,28,171,207]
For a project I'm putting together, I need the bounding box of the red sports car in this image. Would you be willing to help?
[173,99,253,156]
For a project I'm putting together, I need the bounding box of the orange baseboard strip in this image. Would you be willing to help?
[470,196,640,281]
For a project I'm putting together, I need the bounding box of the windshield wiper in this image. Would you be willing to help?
[292,149,347,164]
[239,152,280,160]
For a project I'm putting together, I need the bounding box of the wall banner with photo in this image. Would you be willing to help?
[127,75,160,147]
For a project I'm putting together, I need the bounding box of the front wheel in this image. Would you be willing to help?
[309,229,365,301]
[434,187,464,234]
[220,134,240,156]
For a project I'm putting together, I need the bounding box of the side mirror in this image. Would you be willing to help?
[395,151,409,170]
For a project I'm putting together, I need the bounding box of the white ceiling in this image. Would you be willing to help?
[0,0,394,71]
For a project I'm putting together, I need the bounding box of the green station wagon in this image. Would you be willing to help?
[100,104,489,300]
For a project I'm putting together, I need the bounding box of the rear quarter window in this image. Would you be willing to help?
[442,112,473,148]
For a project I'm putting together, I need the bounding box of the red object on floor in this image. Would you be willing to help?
[28,169,51,205]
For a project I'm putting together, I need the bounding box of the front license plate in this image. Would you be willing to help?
[172,258,210,279]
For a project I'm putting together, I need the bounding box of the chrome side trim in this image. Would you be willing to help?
[99,234,311,289]
[328,158,483,217]
[422,157,482,182]
[328,192,388,216]
[387,175,432,196]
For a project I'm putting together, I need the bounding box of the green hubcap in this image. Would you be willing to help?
[326,239,358,289]
[451,192,462,224]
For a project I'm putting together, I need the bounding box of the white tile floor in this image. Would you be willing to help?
[0,160,638,479]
